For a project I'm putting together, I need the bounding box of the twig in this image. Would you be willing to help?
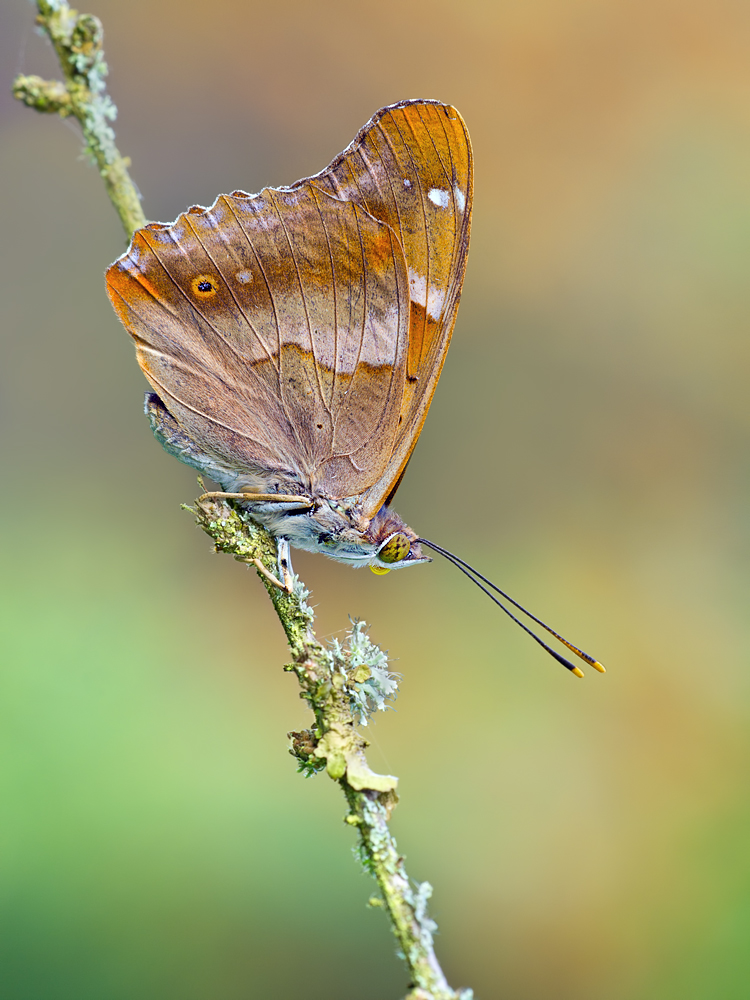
[191,498,472,999]
[13,5,473,997]
[13,0,145,238]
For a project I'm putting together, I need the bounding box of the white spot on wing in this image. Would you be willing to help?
[404,178,411,187]
[454,185,466,212]
[428,187,450,209]
[409,268,446,320]
[426,286,446,321]
[409,268,426,307]
[235,269,253,284]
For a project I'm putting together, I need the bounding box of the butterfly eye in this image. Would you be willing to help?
[191,274,217,298]
[377,532,412,564]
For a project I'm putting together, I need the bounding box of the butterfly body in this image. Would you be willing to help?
[145,389,426,569]
[107,100,472,572]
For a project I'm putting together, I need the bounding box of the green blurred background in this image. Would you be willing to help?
[1,0,749,996]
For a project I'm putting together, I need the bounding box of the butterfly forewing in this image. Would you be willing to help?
[300,100,473,516]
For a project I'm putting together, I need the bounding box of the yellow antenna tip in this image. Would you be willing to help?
[572,666,585,678]
[591,660,606,673]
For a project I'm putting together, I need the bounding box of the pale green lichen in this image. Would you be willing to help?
[290,575,315,625]
[412,881,439,951]
[287,728,321,776]
[12,75,71,114]
[329,620,400,725]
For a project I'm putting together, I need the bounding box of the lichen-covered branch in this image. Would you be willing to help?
[193,498,472,1000]
[13,0,145,238]
[15,4,473,996]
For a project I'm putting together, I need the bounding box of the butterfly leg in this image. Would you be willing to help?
[277,537,295,592]
[249,558,287,591]
[245,539,293,593]
[198,491,312,506]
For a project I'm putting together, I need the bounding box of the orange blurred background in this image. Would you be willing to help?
[1,1,749,997]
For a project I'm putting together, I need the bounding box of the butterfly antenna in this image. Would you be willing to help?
[417,538,606,677]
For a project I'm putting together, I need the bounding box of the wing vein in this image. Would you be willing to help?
[193,202,279,372]
[268,190,328,414]
[344,216,404,459]
[419,106,462,288]
[308,186,338,419]
[363,137,404,242]
[144,370,274,449]
[379,114,430,368]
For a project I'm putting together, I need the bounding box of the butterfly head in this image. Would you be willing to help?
[364,508,430,575]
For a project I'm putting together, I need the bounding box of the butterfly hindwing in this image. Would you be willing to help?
[107,181,410,499]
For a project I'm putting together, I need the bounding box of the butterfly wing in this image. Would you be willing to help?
[300,99,473,517]
[106,99,472,513]
[107,182,411,499]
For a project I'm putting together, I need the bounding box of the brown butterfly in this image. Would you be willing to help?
[106,99,604,676]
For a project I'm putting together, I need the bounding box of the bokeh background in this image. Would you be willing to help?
[2,1,749,997]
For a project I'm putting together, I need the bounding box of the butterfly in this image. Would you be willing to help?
[106,99,604,677]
